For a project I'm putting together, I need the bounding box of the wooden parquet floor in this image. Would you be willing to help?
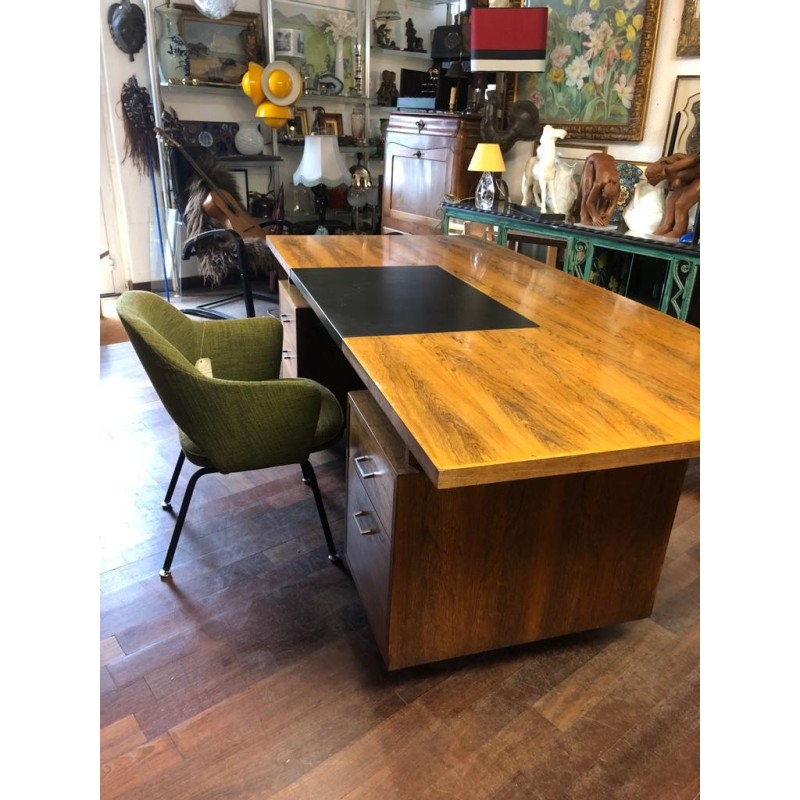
[100,339,700,800]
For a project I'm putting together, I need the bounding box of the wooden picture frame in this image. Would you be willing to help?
[513,0,663,142]
[662,75,700,156]
[176,4,264,85]
[676,0,700,57]
[556,142,608,161]
[323,113,344,136]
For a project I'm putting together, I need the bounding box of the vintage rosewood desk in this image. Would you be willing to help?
[265,234,700,671]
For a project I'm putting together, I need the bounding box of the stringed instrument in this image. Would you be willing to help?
[155,127,266,240]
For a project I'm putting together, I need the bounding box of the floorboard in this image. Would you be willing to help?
[100,324,700,799]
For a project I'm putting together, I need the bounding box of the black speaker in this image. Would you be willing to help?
[432,25,466,60]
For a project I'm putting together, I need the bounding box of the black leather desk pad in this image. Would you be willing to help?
[291,265,538,343]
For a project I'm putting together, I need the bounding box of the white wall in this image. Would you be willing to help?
[99,0,699,289]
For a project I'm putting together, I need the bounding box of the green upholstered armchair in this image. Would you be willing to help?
[116,290,345,578]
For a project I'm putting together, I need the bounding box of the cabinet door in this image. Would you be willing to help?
[382,141,454,233]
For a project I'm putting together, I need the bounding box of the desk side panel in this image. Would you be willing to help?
[384,459,688,670]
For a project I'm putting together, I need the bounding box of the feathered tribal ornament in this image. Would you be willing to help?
[119,76,158,175]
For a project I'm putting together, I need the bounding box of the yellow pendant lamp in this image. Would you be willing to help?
[255,101,294,128]
[241,62,265,105]
[261,61,303,105]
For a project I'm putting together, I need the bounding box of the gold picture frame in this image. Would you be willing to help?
[323,113,344,137]
[514,0,663,142]
[288,108,309,139]
[676,0,700,57]
[176,4,264,85]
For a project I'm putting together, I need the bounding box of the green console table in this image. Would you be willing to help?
[441,201,699,322]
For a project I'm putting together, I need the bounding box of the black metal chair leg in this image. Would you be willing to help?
[160,466,215,579]
[239,269,257,319]
[300,460,341,563]
[162,451,186,510]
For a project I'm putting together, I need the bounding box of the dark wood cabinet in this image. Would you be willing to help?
[380,112,481,234]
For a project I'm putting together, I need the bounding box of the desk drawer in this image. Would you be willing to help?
[348,391,419,535]
[278,280,306,378]
[346,473,390,658]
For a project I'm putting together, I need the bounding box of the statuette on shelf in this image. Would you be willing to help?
[403,18,426,52]
[376,70,398,107]
[373,21,397,49]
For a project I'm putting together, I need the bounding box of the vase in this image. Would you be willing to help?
[350,106,366,143]
[351,40,363,96]
[156,5,189,83]
[334,38,345,83]
[234,121,264,156]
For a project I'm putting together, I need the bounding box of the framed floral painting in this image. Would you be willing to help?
[513,0,662,142]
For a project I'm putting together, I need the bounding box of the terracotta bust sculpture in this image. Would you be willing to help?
[579,153,620,227]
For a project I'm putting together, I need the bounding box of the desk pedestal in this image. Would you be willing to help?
[347,391,687,670]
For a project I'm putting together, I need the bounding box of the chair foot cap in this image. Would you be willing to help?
[161,502,173,511]
[328,553,342,564]
[159,569,172,579]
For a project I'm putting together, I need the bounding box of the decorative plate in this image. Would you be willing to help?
[179,121,239,156]
[317,73,343,96]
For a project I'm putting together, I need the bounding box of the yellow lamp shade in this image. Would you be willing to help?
[260,61,303,106]
[255,102,294,128]
[241,62,266,105]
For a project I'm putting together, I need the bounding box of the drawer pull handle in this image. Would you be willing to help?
[353,510,378,536]
[354,455,381,479]
[416,120,425,131]
[280,314,291,323]
[413,150,422,158]
[282,350,296,359]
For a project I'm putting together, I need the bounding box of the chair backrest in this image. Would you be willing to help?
[117,290,200,369]
[116,290,328,473]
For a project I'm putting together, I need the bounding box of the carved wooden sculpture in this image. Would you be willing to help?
[579,153,620,227]
[645,152,700,239]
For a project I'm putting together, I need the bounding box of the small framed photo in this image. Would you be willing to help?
[663,76,700,156]
[288,108,308,140]
[323,113,344,137]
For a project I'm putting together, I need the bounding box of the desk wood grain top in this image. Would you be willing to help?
[266,235,700,489]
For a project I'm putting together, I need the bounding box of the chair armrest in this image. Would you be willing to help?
[183,228,246,260]
[259,218,297,234]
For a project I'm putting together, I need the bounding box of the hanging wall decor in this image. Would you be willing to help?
[119,76,158,175]
[107,0,146,62]
[513,0,663,142]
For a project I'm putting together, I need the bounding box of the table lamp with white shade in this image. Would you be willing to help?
[293,134,350,231]
[467,143,506,211]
